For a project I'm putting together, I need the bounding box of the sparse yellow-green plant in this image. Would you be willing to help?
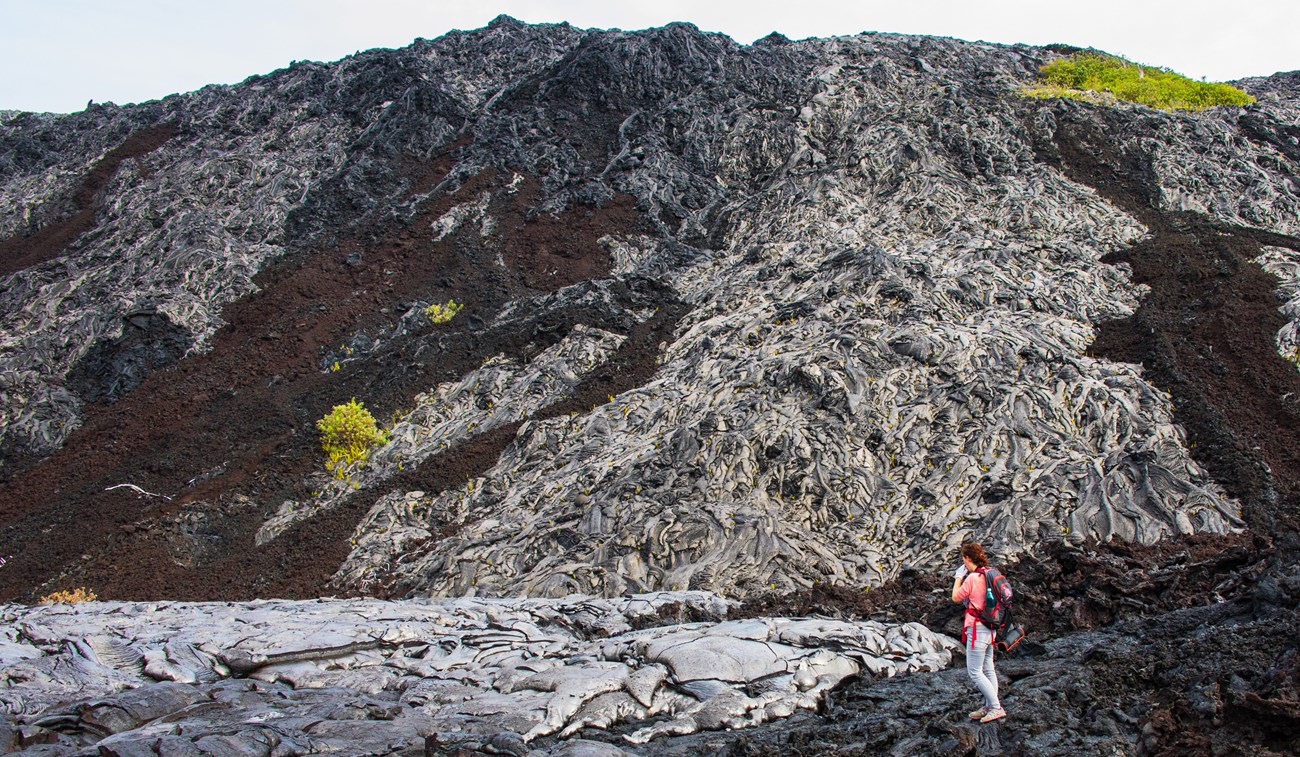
[1284,347,1300,369]
[40,587,97,604]
[317,398,389,476]
[425,299,464,325]
[1023,52,1255,110]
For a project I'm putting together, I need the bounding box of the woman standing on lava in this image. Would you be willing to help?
[952,541,1006,722]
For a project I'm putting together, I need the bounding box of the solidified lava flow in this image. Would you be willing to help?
[0,154,658,601]
[1051,110,1300,530]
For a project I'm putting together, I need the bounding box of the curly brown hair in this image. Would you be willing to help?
[961,541,989,568]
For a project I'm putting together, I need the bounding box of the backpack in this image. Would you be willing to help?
[970,566,1014,633]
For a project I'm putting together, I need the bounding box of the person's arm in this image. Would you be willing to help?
[951,565,969,603]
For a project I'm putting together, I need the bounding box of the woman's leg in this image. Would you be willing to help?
[980,626,1000,707]
[965,625,1001,710]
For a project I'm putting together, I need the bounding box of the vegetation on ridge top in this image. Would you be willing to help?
[1024,51,1255,110]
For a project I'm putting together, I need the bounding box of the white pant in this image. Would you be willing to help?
[965,624,1001,710]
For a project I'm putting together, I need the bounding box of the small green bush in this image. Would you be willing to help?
[1025,52,1255,110]
[425,299,464,325]
[317,399,388,475]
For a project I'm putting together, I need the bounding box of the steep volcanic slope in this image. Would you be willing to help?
[0,19,1298,612]
[333,33,1294,599]
[0,18,645,599]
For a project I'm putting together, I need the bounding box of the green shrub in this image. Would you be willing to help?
[425,299,464,325]
[1025,52,1255,110]
[317,399,388,475]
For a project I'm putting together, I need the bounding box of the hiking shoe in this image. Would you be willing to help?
[979,707,1007,723]
[968,707,987,720]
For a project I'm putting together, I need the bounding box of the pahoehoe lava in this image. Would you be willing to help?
[0,159,658,601]
[1048,109,1300,531]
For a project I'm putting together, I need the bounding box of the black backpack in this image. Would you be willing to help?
[972,566,1014,632]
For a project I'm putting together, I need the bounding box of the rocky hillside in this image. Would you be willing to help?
[2,16,1300,606]
[3,17,1298,604]
[2,17,1300,754]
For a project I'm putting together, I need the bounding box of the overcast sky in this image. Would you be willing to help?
[2,0,1296,113]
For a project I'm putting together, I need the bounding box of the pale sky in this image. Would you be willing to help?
[1,0,1297,114]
